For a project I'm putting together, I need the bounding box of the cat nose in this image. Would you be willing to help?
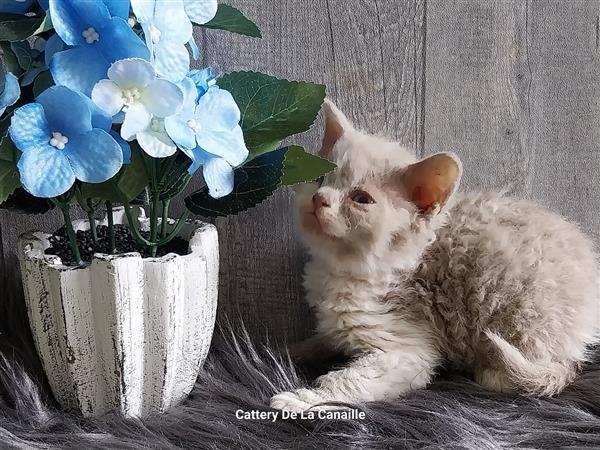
[312,193,331,209]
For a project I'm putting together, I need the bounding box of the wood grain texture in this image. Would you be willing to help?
[424,0,534,192]
[2,0,598,345]
[424,0,600,241]
[524,0,600,242]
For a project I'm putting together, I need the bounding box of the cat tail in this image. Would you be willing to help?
[485,330,576,396]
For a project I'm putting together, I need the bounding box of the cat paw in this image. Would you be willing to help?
[270,388,327,412]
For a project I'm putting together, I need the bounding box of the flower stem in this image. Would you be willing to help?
[149,190,160,257]
[106,201,116,254]
[87,210,98,242]
[156,209,190,246]
[113,181,188,252]
[74,188,98,242]
[52,198,82,266]
[160,199,170,239]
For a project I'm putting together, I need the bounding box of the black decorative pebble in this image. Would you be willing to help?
[45,225,189,266]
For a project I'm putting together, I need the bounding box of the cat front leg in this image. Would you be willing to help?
[270,348,439,412]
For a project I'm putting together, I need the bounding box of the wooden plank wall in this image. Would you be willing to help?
[1,0,599,345]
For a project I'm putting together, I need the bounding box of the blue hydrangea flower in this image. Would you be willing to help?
[166,84,248,198]
[185,148,235,198]
[9,86,124,198]
[188,67,215,97]
[130,0,192,82]
[164,76,200,150]
[49,0,149,96]
[44,33,67,66]
[163,68,215,150]
[91,58,183,158]
[0,0,34,13]
[101,0,130,20]
[0,73,20,116]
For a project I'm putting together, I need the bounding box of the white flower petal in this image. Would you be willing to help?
[184,0,218,25]
[202,156,234,198]
[141,78,183,118]
[137,130,178,158]
[91,80,124,116]
[130,0,154,22]
[108,58,155,90]
[153,0,193,44]
[121,103,152,141]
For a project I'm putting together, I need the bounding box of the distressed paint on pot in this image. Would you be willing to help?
[17,210,219,418]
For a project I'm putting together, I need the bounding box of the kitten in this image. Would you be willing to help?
[270,99,600,412]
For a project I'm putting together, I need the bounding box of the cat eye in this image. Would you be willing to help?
[316,176,325,187]
[350,190,375,205]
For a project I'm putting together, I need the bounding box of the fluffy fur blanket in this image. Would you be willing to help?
[1,263,600,449]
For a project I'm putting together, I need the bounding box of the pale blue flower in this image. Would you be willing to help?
[169,85,248,198]
[49,0,149,96]
[183,0,218,60]
[184,147,235,198]
[189,87,248,168]
[130,0,192,83]
[9,86,123,198]
[163,68,216,150]
[163,76,198,150]
[91,58,183,158]
[188,67,215,97]
[0,73,20,116]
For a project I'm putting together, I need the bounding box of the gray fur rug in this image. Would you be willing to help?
[2,264,600,449]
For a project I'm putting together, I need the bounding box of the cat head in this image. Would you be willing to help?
[295,99,462,272]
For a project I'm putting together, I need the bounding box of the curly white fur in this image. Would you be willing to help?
[271,100,600,412]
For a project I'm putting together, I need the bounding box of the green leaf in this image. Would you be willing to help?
[33,70,53,97]
[10,41,32,71]
[217,71,325,157]
[0,14,44,41]
[116,146,148,200]
[0,187,53,214]
[32,13,52,35]
[185,147,287,218]
[81,144,148,202]
[157,153,193,201]
[0,41,23,76]
[0,114,10,139]
[201,4,261,37]
[0,159,20,204]
[245,139,282,160]
[281,145,336,185]
[0,135,17,162]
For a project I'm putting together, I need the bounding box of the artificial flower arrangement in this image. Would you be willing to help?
[1,0,336,418]
[0,0,334,265]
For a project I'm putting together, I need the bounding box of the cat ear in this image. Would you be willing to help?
[401,152,462,214]
[320,98,354,158]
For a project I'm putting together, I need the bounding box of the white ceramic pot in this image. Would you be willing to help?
[17,207,219,418]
